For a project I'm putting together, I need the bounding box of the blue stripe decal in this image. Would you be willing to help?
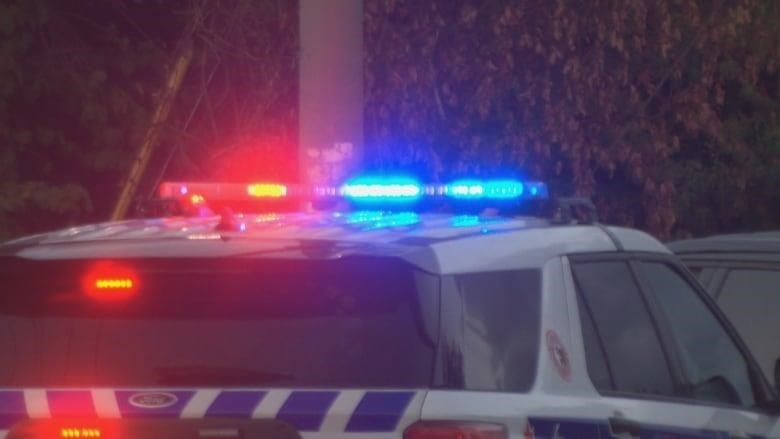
[0,391,26,429]
[345,391,415,432]
[529,418,742,439]
[276,391,338,431]
[115,391,194,418]
[205,391,266,418]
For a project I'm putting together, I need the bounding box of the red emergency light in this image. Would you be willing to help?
[159,182,292,200]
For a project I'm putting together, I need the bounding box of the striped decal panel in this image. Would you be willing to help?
[47,391,96,417]
[0,389,421,434]
[205,390,266,418]
[0,391,25,430]
[276,391,338,431]
[346,391,415,432]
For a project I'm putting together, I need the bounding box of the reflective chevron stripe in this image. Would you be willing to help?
[0,389,418,436]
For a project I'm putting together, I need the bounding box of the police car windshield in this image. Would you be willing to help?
[0,256,438,388]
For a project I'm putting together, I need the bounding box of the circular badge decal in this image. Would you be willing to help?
[546,329,572,382]
[128,392,179,409]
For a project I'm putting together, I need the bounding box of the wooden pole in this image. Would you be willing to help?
[110,41,194,220]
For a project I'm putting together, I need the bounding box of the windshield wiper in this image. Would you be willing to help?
[154,367,293,386]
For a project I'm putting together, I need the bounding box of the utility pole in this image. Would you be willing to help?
[111,44,193,220]
[110,5,200,220]
[298,0,364,186]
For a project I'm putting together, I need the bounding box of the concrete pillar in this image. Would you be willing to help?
[299,0,364,186]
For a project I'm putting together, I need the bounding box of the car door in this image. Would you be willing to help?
[567,254,780,439]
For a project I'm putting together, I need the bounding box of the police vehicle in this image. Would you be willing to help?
[669,232,780,391]
[1,177,779,439]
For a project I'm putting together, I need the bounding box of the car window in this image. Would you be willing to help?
[578,294,614,390]
[637,262,756,407]
[718,269,780,389]
[438,270,541,392]
[0,256,438,388]
[572,261,676,397]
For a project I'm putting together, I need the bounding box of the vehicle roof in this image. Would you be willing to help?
[668,231,780,255]
[0,212,670,274]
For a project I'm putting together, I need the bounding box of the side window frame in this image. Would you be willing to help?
[631,255,776,410]
[571,252,775,410]
[568,253,688,401]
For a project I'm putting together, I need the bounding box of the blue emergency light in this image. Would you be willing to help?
[340,177,423,201]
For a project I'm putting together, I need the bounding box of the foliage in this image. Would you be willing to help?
[146,0,298,193]
[0,0,298,239]
[364,0,780,238]
[1,0,778,241]
[0,0,171,239]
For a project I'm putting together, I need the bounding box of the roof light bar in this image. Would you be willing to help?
[158,177,548,204]
[159,182,291,200]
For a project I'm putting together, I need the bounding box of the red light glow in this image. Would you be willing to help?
[83,262,138,300]
[95,278,134,289]
[247,183,288,198]
[61,427,102,438]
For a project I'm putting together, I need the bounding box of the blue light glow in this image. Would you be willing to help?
[340,177,422,201]
[344,211,420,230]
[446,179,527,199]
[526,182,548,198]
[451,215,481,227]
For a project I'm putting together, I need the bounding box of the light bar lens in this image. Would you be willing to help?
[247,183,288,198]
[446,179,532,199]
[342,183,421,198]
[340,177,422,201]
[190,194,206,205]
[159,178,548,204]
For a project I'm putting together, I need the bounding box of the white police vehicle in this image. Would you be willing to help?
[0,177,778,439]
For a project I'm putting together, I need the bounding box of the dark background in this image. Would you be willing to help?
[0,0,777,241]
